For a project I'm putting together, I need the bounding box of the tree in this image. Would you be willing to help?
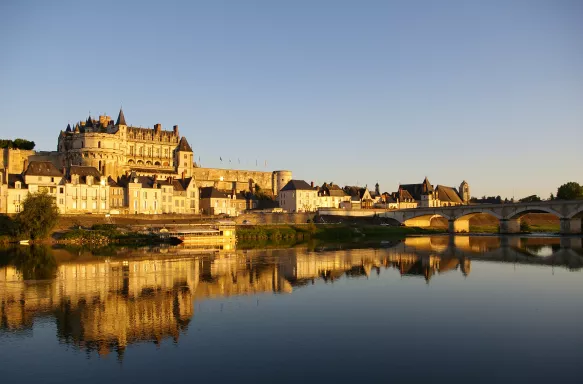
[556,182,583,200]
[14,191,60,240]
[549,193,555,201]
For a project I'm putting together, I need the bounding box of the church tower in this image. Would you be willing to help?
[459,180,470,204]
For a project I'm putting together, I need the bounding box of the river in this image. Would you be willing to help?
[0,235,582,383]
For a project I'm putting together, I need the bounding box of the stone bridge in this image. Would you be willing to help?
[318,200,583,234]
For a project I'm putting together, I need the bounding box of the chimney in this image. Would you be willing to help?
[154,123,162,134]
[181,171,185,180]
[310,181,314,188]
[173,125,179,135]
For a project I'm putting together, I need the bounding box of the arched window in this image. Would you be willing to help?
[98,141,101,148]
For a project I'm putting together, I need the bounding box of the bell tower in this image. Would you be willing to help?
[459,180,470,204]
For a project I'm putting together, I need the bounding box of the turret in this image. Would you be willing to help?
[175,136,193,177]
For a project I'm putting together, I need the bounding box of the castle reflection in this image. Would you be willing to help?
[1,235,581,358]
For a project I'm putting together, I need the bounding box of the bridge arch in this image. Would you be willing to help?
[403,214,450,228]
[506,207,563,220]
[449,211,502,233]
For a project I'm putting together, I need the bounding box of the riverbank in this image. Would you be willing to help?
[236,224,443,242]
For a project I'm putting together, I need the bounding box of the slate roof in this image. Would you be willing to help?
[24,161,63,177]
[7,174,27,188]
[177,137,193,152]
[107,176,120,188]
[319,183,348,197]
[435,185,463,204]
[398,189,415,201]
[280,180,315,192]
[70,166,100,178]
[116,108,127,126]
[400,177,433,201]
[200,187,228,199]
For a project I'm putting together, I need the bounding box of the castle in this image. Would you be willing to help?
[0,109,292,214]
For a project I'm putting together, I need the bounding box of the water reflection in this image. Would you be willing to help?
[1,235,582,360]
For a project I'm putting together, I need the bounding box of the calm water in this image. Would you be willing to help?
[1,235,582,384]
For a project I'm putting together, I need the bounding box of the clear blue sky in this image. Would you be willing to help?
[1,0,581,199]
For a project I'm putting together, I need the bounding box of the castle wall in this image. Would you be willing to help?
[192,168,274,192]
[1,148,36,174]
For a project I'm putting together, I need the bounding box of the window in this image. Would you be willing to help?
[82,201,87,209]
[59,187,64,193]
[92,201,97,209]
[59,198,64,205]
[73,201,77,209]
[143,191,147,199]
[175,200,179,207]
[134,191,138,198]
[143,201,147,210]
[184,154,187,159]
[98,141,101,148]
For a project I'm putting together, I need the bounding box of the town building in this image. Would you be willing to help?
[278,180,318,213]
[343,186,374,209]
[317,183,351,209]
[199,187,248,216]
[397,177,469,208]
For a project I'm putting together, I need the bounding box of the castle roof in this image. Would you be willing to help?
[280,180,315,192]
[85,116,94,128]
[116,108,127,126]
[24,161,63,177]
[177,137,193,152]
[66,124,72,132]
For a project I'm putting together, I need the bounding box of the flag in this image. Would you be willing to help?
[264,160,267,167]
[238,158,240,164]
[256,159,258,166]
[220,157,222,162]
[229,159,231,163]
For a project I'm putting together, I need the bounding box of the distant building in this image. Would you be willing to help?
[199,187,248,216]
[397,177,469,208]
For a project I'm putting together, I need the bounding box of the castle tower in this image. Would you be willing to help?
[375,182,380,196]
[459,180,470,204]
[273,170,292,196]
[175,136,194,178]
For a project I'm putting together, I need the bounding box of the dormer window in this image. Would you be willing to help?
[15,181,21,189]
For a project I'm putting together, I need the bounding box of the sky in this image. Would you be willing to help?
[0,0,581,199]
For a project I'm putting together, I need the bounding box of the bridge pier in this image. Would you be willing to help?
[560,218,581,234]
[448,219,469,233]
[499,219,521,234]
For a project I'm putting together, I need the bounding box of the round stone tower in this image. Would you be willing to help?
[273,170,292,196]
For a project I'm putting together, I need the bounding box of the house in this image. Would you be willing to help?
[1,161,64,214]
[61,165,109,214]
[278,180,318,213]
[317,183,351,209]
[199,187,246,216]
[343,186,374,209]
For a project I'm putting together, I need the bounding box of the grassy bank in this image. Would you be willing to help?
[470,224,561,233]
[59,224,161,246]
[236,224,444,242]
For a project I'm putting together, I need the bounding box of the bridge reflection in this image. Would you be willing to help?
[0,236,581,358]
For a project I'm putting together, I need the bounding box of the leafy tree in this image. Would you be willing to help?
[556,182,583,200]
[14,191,60,240]
[0,138,35,150]
[549,193,555,201]
[519,195,541,203]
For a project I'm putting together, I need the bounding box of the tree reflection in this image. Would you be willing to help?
[0,245,57,280]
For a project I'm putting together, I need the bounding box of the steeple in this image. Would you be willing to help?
[85,115,94,128]
[65,123,72,132]
[116,108,127,126]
